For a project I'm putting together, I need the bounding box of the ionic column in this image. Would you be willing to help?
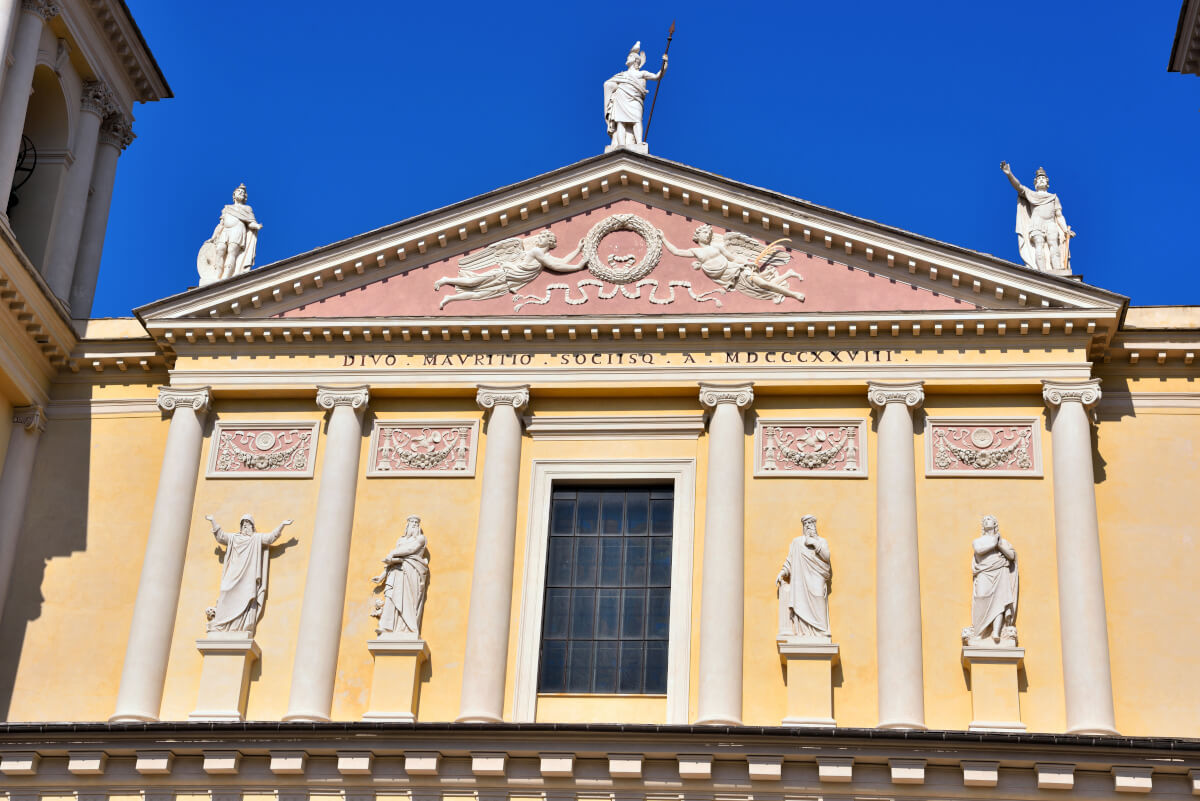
[456,384,529,722]
[43,80,112,300]
[0,404,44,623]
[68,114,132,316]
[867,381,926,730]
[111,386,211,722]
[1042,379,1117,734]
[695,382,754,725]
[0,0,57,215]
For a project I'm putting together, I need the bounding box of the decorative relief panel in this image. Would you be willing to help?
[368,420,479,477]
[925,418,1042,477]
[206,422,319,478]
[753,419,867,478]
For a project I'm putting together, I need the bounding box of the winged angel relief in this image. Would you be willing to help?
[433,231,585,310]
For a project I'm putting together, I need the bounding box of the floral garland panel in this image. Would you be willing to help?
[368,420,480,477]
[206,421,320,478]
[754,419,868,477]
[924,418,1042,477]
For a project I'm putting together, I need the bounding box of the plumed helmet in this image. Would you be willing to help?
[626,41,646,68]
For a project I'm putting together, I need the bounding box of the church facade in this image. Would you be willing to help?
[4,6,1200,801]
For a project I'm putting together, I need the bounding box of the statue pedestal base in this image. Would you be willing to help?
[604,142,649,155]
[189,633,260,722]
[777,639,839,726]
[962,645,1025,732]
[363,637,429,722]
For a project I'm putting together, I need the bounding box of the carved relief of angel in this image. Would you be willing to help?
[433,231,586,309]
[662,224,805,304]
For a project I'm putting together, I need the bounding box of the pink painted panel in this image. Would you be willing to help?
[755,420,867,477]
[367,421,478,476]
[926,420,1041,476]
[279,200,973,318]
[208,423,318,478]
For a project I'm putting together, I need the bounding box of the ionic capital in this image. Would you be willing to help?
[476,384,530,411]
[156,386,211,416]
[98,114,135,150]
[316,385,370,412]
[1042,379,1102,410]
[867,381,925,410]
[699,382,754,410]
[21,0,59,20]
[81,80,117,118]
[12,405,45,433]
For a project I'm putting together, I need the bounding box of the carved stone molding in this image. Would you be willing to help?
[80,80,117,118]
[12,405,46,433]
[1042,379,1102,409]
[157,386,212,415]
[867,381,925,410]
[316,385,370,412]
[581,213,663,284]
[98,114,135,150]
[21,0,59,20]
[698,382,754,409]
[367,420,479,477]
[207,422,320,479]
[476,384,530,411]
[755,419,867,477]
[925,418,1042,477]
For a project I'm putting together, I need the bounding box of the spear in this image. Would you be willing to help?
[644,20,675,139]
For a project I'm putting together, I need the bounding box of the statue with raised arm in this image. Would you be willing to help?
[963,515,1019,645]
[663,224,805,304]
[1001,162,1074,275]
[433,230,586,309]
[370,514,430,637]
[775,515,832,640]
[203,513,292,634]
[604,41,667,149]
[197,184,263,286]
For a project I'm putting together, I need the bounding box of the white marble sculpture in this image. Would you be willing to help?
[370,514,430,638]
[604,41,667,150]
[197,184,262,286]
[433,230,586,309]
[963,515,1019,645]
[1001,162,1074,275]
[204,514,292,634]
[775,515,832,640]
[663,224,805,303]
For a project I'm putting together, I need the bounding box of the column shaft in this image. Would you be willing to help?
[0,2,54,211]
[695,382,753,725]
[1043,380,1116,734]
[111,387,210,722]
[868,381,926,730]
[69,116,129,316]
[0,404,43,624]
[456,384,528,722]
[284,386,368,721]
[0,0,20,89]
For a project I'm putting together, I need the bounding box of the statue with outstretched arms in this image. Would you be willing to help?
[204,513,292,634]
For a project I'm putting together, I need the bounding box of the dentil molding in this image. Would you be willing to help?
[699,382,754,409]
[157,386,212,415]
[475,384,530,411]
[867,381,925,409]
[316,385,369,411]
[1042,379,1101,409]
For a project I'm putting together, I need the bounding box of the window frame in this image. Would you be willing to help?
[513,458,696,723]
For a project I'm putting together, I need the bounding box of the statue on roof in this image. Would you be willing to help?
[662,224,806,304]
[604,41,667,151]
[197,183,263,287]
[433,230,587,309]
[1001,162,1074,275]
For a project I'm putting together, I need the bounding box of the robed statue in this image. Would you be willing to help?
[1001,162,1074,275]
[370,514,430,638]
[204,513,292,634]
[604,41,667,149]
[964,515,1019,645]
[197,183,263,286]
[775,515,832,640]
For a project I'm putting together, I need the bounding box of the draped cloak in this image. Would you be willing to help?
[780,535,832,636]
[1015,187,1069,271]
[971,539,1018,635]
[209,527,274,632]
[604,69,652,132]
[210,202,259,274]
[376,534,429,636]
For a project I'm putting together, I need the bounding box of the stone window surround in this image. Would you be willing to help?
[513,458,697,724]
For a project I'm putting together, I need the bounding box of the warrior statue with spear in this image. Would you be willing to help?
[604,23,674,151]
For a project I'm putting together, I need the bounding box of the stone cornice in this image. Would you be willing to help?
[867,381,925,410]
[315,385,369,411]
[1042,379,1102,409]
[156,386,211,415]
[476,384,530,411]
[12,404,46,432]
[698,382,754,409]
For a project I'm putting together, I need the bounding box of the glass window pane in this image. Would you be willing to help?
[621,589,646,639]
[567,641,592,693]
[647,587,670,639]
[625,491,649,534]
[595,588,620,639]
[601,494,624,534]
[649,537,672,586]
[650,498,673,534]
[543,587,570,638]
[573,538,598,586]
[644,641,668,693]
[550,498,576,535]
[598,536,623,586]
[618,641,644,693]
[576,492,600,534]
[539,640,566,692]
[594,641,618,693]
[546,537,572,586]
[623,538,648,586]
[570,588,595,639]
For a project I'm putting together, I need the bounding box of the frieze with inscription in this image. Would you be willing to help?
[925,418,1042,477]
[754,419,868,477]
[207,422,319,478]
[340,348,900,370]
[367,420,479,477]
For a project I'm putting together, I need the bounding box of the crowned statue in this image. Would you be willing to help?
[203,513,292,635]
[1001,162,1074,275]
[604,41,667,151]
[197,183,263,286]
[370,514,431,638]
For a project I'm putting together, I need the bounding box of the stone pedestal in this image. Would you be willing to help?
[189,634,260,722]
[962,645,1025,732]
[778,639,839,726]
[364,638,429,722]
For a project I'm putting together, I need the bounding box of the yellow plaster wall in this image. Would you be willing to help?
[0,390,12,472]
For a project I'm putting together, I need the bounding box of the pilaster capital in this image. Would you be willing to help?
[12,404,45,433]
[476,384,530,411]
[98,114,135,150]
[21,0,59,20]
[1042,379,1102,410]
[698,382,754,410]
[80,80,117,118]
[156,386,211,416]
[867,381,925,410]
[316,385,370,412]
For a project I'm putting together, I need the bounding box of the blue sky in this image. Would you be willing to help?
[94,1,1199,317]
